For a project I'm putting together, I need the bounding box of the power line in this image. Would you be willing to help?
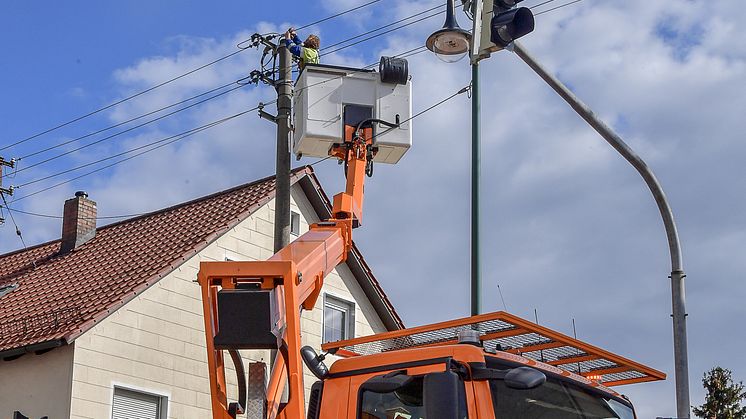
[534,0,585,16]
[321,10,445,58]
[373,84,471,143]
[16,83,467,203]
[528,0,560,9]
[320,4,444,53]
[8,0,576,191]
[0,205,143,220]
[9,84,247,178]
[14,98,274,189]
[17,81,237,161]
[13,46,423,191]
[0,50,247,153]
[0,193,30,254]
[12,104,266,202]
[297,0,384,31]
[301,83,470,169]
[2,0,387,153]
[8,7,431,167]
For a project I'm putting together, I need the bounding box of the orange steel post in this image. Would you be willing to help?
[199,125,374,419]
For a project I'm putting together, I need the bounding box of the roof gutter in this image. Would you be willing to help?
[0,339,64,361]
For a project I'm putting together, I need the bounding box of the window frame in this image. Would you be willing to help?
[290,210,301,236]
[111,385,168,419]
[322,293,356,343]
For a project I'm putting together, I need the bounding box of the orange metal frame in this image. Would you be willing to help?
[322,310,666,387]
[198,127,374,419]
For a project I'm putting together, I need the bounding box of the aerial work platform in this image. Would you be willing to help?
[322,310,666,387]
[293,62,412,164]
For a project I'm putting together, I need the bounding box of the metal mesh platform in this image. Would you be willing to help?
[321,311,665,387]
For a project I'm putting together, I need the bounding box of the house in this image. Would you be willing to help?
[0,167,402,419]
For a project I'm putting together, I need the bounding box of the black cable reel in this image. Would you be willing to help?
[379,56,409,85]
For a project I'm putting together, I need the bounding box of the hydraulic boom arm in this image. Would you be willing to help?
[198,125,375,419]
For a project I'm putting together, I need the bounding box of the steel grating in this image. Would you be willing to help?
[322,311,665,387]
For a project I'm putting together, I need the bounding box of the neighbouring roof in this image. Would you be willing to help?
[0,167,403,358]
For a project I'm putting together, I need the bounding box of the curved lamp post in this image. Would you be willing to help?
[426,1,690,415]
[510,40,690,418]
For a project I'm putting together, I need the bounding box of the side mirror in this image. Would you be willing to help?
[504,367,546,390]
[300,346,329,380]
[472,365,547,390]
[423,371,461,419]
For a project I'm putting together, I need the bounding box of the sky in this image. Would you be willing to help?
[1,0,745,416]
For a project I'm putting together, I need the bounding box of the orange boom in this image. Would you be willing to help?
[197,62,664,419]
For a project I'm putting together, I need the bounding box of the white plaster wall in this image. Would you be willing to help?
[0,343,74,419]
[68,183,388,418]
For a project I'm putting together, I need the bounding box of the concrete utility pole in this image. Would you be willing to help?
[273,44,293,253]
[0,157,15,225]
[511,40,690,418]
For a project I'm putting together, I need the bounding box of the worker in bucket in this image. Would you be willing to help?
[284,27,320,69]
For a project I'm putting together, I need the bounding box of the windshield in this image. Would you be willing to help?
[486,358,634,419]
[489,377,634,419]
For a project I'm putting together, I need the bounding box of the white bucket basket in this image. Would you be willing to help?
[292,63,412,164]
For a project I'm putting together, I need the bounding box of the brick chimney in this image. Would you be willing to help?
[60,191,97,253]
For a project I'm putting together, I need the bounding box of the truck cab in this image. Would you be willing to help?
[311,344,635,418]
[309,311,664,419]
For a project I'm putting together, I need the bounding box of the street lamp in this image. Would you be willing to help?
[427,0,480,317]
[426,0,472,63]
[430,0,689,416]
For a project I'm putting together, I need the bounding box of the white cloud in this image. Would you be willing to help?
[2,0,745,417]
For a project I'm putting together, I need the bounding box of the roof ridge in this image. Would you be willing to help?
[95,166,312,232]
[0,166,314,261]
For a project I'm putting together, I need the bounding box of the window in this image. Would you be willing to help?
[290,211,301,236]
[0,283,18,299]
[359,375,468,419]
[323,295,355,343]
[112,387,167,419]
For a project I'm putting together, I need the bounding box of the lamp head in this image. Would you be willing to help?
[426,0,472,63]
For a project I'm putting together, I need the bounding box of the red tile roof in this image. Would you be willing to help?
[0,167,402,356]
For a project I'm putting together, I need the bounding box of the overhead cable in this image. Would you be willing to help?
[8,6,431,165]
[2,0,387,152]
[10,84,247,177]
[320,4,444,53]
[14,45,425,191]
[12,104,267,202]
[0,193,30,254]
[0,205,143,220]
[17,81,237,161]
[321,10,445,57]
[297,0,384,31]
[534,0,585,15]
[0,51,246,153]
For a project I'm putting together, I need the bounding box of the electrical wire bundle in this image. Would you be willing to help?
[0,0,586,223]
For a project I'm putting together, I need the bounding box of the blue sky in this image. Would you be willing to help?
[2,0,746,417]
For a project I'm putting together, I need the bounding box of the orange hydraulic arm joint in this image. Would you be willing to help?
[197,118,378,419]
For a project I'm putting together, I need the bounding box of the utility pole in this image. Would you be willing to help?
[246,32,293,253]
[511,40,690,418]
[0,157,16,225]
[273,43,293,253]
